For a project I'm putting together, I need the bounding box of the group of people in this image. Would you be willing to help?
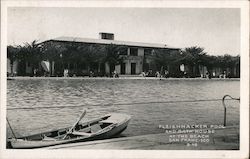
[61,69,232,79]
[140,70,170,78]
[112,70,119,78]
[202,71,230,79]
[155,70,169,78]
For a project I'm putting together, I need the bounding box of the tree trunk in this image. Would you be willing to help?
[10,62,14,76]
[49,61,55,77]
[109,63,115,76]
[87,64,90,72]
[49,61,52,76]
[98,62,101,73]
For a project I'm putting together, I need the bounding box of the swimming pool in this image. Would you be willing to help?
[7,78,240,137]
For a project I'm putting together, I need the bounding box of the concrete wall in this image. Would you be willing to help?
[138,48,144,56]
[136,60,143,74]
[127,48,130,56]
[122,57,143,75]
[105,63,110,74]
[7,58,18,74]
[115,65,121,74]
[125,60,131,74]
[117,48,144,75]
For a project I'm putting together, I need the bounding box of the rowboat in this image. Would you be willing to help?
[7,112,131,149]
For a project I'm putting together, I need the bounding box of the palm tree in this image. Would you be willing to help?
[79,44,104,73]
[102,44,127,75]
[179,46,207,77]
[86,44,106,74]
[11,40,42,76]
[41,41,66,76]
[23,40,42,75]
[62,42,81,74]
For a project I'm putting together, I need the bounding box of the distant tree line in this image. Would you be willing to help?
[151,46,240,77]
[7,40,127,77]
[7,40,240,77]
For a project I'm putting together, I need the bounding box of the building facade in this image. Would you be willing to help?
[39,33,180,76]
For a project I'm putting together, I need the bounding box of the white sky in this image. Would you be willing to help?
[7,7,240,56]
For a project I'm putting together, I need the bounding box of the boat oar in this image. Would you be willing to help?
[6,118,17,140]
[63,109,86,139]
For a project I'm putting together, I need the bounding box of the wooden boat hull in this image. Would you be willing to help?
[8,113,131,149]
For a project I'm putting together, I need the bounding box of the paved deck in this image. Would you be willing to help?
[45,126,239,150]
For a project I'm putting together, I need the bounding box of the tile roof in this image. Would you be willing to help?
[44,36,179,50]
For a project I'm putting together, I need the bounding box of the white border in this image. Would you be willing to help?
[1,1,249,159]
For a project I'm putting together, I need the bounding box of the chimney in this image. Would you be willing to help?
[99,32,114,40]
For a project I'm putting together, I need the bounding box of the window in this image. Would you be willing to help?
[100,33,114,40]
[130,48,138,56]
[119,49,128,55]
[144,49,152,56]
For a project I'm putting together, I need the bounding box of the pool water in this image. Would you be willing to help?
[7,78,240,138]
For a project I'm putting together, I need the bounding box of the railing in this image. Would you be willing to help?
[222,95,240,126]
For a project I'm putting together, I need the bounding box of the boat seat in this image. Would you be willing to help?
[99,114,125,124]
[78,127,91,132]
[90,124,102,133]
[71,131,92,137]
[43,136,56,141]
